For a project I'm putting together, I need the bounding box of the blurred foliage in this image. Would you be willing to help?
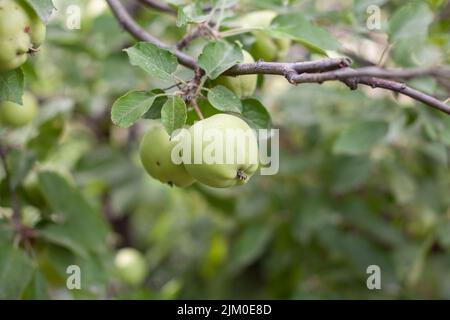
[1,0,450,299]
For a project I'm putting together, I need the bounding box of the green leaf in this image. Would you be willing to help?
[27,115,65,160]
[353,0,388,14]
[144,89,168,119]
[437,219,450,250]
[0,69,24,104]
[386,166,416,205]
[389,2,433,42]
[111,91,158,128]
[269,13,340,54]
[176,2,209,27]
[24,0,55,22]
[330,156,373,193]
[241,99,271,130]
[0,244,34,299]
[440,116,450,145]
[124,42,178,81]
[207,85,242,113]
[21,270,49,299]
[37,171,110,256]
[333,121,388,155]
[198,41,243,79]
[228,224,272,273]
[161,96,187,135]
[9,150,36,189]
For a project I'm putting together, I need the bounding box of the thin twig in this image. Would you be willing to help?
[359,78,450,115]
[290,66,450,82]
[177,23,220,50]
[223,58,353,76]
[292,71,450,115]
[191,99,204,120]
[137,0,177,15]
[106,0,198,69]
[105,0,450,115]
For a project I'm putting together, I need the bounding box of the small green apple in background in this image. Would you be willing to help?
[139,122,196,187]
[114,248,148,286]
[240,10,291,62]
[0,0,46,71]
[0,92,38,128]
[213,50,257,98]
[407,209,437,238]
[183,114,259,188]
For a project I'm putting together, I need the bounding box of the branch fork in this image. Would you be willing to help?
[106,0,450,115]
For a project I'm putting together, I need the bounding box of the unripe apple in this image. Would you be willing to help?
[0,92,38,128]
[0,32,29,71]
[139,122,195,187]
[29,19,46,48]
[213,50,257,98]
[183,114,259,188]
[0,0,46,71]
[407,210,437,238]
[240,10,291,61]
[114,248,147,286]
[0,0,31,70]
[19,0,46,48]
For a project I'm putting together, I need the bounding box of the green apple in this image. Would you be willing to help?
[0,0,46,71]
[183,114,259,188]
[407,209,437,238]
[213,50,257,98]
[19,0,46,48]
[114,248,147,286]
[0,32,30,71]
[0,92,38,128]
[29,18,46,48]
[0,0,31,70]
[139,122,195,187]
[240,10,291,62]
[251,32,291,62]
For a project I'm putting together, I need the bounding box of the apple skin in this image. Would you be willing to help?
[0,92,38,128]
[183,114,259,188]
[0,32,29,71]
[114,248,148,286]
[0,0,46,71]
[0,0,31,70]
[213,50,257,98]
[139,122,195,187]
[19,0,46,48]
[251,32,291,62]
[29,19,46,48]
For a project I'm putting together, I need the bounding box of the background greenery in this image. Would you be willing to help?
[1,0,449,299]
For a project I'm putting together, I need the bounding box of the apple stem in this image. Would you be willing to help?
[236,170,247,181]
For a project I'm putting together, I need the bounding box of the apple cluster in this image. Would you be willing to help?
[139,114,260,189]
[0,0,46,128]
